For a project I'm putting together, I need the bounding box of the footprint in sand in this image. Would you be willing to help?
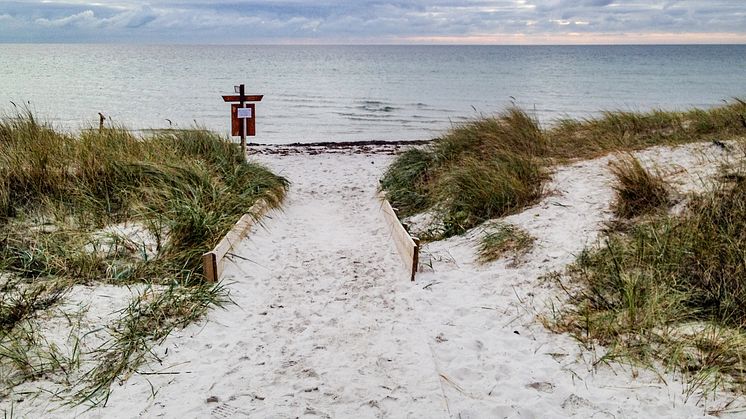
[525,381,555,393]
[211,402,251,418]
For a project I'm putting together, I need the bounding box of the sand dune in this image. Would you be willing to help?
[9,141,743,418]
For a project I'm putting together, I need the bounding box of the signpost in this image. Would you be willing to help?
[223,84,263,155]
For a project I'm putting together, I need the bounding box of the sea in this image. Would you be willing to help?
[1,44,745,144]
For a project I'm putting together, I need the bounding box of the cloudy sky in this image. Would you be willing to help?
[1,0,745,44]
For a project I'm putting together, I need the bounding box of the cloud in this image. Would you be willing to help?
[0,0,744,43]
[35,10,100,28]
[31,5,158,30]
[0,13,17,23]
[122,6,158,28]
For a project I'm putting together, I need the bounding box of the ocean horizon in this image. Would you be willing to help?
[2,43,745,144]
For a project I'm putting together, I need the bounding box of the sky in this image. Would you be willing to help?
[1,0,745,44]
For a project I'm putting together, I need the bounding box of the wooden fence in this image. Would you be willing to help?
[202,199,270,282]
[379,193,420,281]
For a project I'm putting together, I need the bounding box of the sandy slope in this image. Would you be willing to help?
[7,142,743,418]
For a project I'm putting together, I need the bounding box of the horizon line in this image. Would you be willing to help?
[2,41,746,46]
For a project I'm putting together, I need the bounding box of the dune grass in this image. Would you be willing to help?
[0,111,287,404]
[381,99,746,395]
[78,282,228,406]
[609,156,672,219]
[555,165,746,394]
[549,99,746,160]
[477,223,534,264]
[380,108,548,238]
[380,100,746,240]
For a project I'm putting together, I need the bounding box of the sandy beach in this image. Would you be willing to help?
[8,140,743,418]
[3,5,745,417]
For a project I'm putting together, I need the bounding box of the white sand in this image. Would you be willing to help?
[84,222,164,261]
[4,141,744,418]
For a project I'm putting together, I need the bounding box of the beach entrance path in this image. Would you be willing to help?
[97,148,451,418]
[93,144,733,419]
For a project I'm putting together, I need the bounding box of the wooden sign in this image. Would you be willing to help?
[224,84,262,155]
[222,95,263,103]
[231,104,256,137]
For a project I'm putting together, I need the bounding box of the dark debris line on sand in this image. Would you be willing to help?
[247,139,432,156]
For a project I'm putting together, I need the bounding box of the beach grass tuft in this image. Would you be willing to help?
[477,223,535,264]
[380,107,547,238]
[549,100,746,160]
[76,281,230,405]
[609,155,672,218]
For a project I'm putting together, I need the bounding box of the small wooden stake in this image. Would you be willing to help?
[411,238,420,282]
[202,251,219,283]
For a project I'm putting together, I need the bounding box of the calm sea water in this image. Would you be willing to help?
[1,44,745,143]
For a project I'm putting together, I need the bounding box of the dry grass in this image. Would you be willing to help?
[609,155,672,218]
[477,223,535,264]
[0,111,287,405]
[554,160,746,395]
[381,100,746,240]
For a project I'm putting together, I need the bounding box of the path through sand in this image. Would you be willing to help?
[67,143,741,418]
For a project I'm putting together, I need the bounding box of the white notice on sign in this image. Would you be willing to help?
[237,108,253,119]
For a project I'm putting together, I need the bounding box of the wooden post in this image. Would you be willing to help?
[203,251,219,283]
[223,87,261,154]
[239,84,246,156]
[411,237,420,282]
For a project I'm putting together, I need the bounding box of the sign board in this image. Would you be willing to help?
[237,108,253,119]
[222,95,263,102]
[223,84,262,151]
[231,103,256,137]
